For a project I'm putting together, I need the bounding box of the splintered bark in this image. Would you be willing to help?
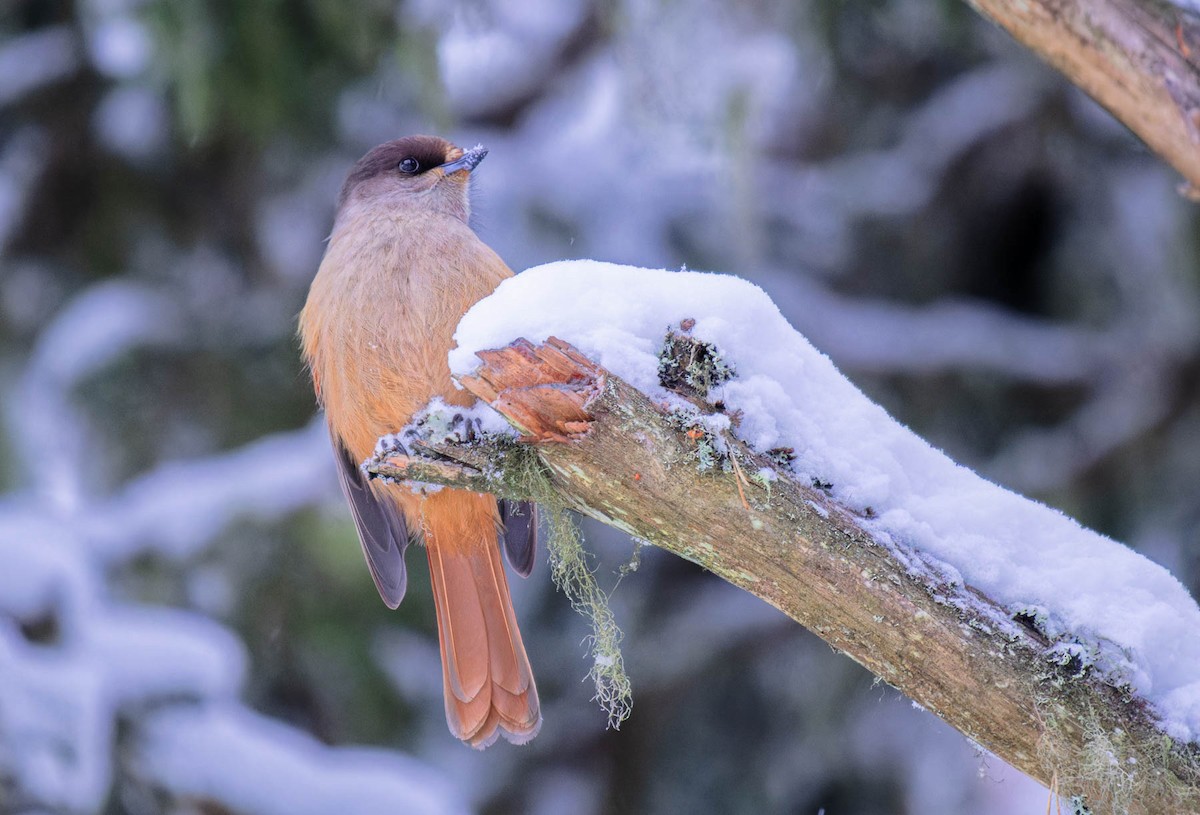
[962,0,1200,196]
[369,337,1200,814]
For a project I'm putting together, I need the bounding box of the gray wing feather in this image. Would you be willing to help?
[333,437,409,608]
[499,500,538,577]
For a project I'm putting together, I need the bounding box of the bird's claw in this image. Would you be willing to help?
[374,433,410,459]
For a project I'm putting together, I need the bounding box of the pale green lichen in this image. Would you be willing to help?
[1033,693,1197,815]
[544,500,632,728]
[498,440,633,728]
[657,327,736,399]
[619,540,646,578]
[664,408,727,473]
[749,468,774,505]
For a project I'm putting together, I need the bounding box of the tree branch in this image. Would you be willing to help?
[368,337,1200,814]
[962,0,1200,197]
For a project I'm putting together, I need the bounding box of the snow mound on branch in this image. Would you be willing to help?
[451,259,1200,744]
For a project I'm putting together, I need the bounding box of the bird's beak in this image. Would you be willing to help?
[440,144,488,175]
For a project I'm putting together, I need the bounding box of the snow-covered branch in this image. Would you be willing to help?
[371,262,1200,814]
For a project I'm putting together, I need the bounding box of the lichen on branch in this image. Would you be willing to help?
[368,394,635,728]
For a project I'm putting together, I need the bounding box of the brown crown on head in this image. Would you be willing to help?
[338,135,457,208]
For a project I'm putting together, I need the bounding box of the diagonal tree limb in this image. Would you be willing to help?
[962,0,1200,197]
[367,336,1200,814]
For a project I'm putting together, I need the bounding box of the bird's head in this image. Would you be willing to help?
[336,135,487,223]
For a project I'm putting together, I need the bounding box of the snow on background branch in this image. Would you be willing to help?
[0,283,466,814]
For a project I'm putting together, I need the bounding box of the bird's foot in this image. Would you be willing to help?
[444,412,486,444]
[373,433,410,459]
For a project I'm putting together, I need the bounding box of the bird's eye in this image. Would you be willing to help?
[398,158,420,174]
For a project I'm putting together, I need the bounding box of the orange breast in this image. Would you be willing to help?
[300,207,514,465]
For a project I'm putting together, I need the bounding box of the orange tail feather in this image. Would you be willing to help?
[425,498,541,748]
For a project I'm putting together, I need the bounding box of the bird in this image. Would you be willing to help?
[299,135,541,748]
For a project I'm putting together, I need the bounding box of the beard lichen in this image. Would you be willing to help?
[496,438,633,729]
[1033,692,1199,815]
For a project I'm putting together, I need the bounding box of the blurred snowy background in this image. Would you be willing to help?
[2,0,1199,812]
